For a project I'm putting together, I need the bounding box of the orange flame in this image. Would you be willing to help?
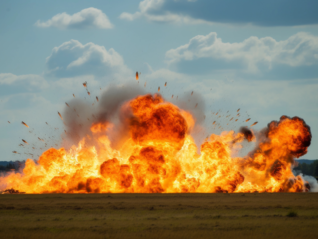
[0,95,312,193]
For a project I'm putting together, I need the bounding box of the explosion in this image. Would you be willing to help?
[0,93,312,193]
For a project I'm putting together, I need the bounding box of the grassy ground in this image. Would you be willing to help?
[0,193,318,239]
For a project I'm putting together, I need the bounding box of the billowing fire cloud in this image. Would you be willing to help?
[0,94,312,193]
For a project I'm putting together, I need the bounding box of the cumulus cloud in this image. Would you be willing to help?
[120,0,318,26]
[35,7,113,29]
[0,73,48,96]
[165,32,318,73]
[119,0,209,24]
[46,39,131,77]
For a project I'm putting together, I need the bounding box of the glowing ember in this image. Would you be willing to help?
[0,94,312,193]
[83,82,87,88]
[245,118,251,122]
[21,121,29,128]
[65,103,70,107]
[58,112,63,120]
[136,72,139,80]
[22,139,28,145]
[251,121,258,127]
[96,96,99,102]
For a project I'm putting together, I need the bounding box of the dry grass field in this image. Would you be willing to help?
[0,193,318,239]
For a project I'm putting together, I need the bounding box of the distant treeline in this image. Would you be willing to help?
[294,160,318,178]
[0,161,25,172]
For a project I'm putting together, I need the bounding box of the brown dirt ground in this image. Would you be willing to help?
[0,193,317,238]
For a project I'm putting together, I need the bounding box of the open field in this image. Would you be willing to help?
[0,193,318,239]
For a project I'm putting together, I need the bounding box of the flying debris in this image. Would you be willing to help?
[195,103,198,108]
[83,81,87,88]
[8,121,10,124]
[191,91,194,95]
[165,82,167,87]
[21,121,29,128]
[64,130,67,134]
[237,108,240,112]
[171,95,174,98]
[65,102,70,107]
[245,118,251,122]
[136,72,139,80]
[158,87,160,92]
[45,122,48,125]
[237,113,240,116]
[144,82,147,87]
[58,112,63,120]
[235,119,238,122]
[87,91,91,96]
[96,96,99,102]
[12,151,18,154]
[230,117,234,121]
[22,139,28,144]
[251,121,258,127]
[19,144,23,147]
[38,137,44,142]
[73,94,75,98]
[213,121,216,125]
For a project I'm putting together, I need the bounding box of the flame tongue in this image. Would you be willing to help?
[129,94,190,149]
[0,95,312,193]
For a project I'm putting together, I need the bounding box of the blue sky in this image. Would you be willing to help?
[1,0,318,161]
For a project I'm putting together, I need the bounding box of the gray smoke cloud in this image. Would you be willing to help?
[62,83,145,149]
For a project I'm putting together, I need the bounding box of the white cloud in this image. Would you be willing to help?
[165,32,318,73]
[0,73,48,91]
[119,0,318,27]
[46,39,131,77]
[119,0,210,24]
[35,7,113,30]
